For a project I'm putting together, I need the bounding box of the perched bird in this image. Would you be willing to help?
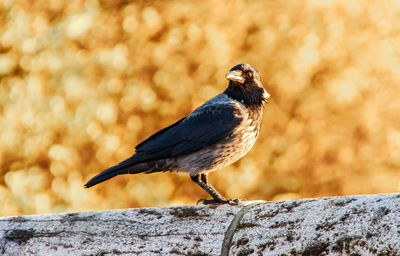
[85,63,270,205]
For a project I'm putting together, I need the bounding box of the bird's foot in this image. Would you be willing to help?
[197,198,241,205]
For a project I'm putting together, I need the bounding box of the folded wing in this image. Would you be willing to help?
[121,103,243,165]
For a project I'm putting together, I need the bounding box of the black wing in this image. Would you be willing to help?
[121,103,243,165]
[84,103,243,188]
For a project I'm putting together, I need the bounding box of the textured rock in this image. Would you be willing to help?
[230,194,400,255]
[1,194,400,255]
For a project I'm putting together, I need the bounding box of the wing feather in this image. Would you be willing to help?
[131,103,243,163]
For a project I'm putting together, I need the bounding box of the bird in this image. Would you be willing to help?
[84,63,270,205]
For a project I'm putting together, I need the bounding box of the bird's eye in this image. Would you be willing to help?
[247,72,253,78]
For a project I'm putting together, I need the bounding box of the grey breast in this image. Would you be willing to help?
[176,94,264,175]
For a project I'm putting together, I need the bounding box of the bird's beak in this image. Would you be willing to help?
[225,70,245,84]
[263,89,270,102]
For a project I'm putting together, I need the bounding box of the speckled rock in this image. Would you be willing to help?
[230,194,400,255]
[1,194,400,255]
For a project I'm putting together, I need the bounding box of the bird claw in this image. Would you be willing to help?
[227,198,241,205]
[197,198,241,205]
[196,199,214,205]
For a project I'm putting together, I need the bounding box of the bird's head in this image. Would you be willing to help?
[225,63,270,107]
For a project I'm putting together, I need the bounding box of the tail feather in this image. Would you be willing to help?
[85,164,133,188]
[84,156,172,188]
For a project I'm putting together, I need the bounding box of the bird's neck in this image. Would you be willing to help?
[224,83,266,110]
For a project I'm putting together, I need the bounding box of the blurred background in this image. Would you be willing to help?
[1,0,400,216]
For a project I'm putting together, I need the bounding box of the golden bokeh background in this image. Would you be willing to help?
[1,0,400,216]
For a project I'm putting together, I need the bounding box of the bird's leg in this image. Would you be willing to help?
[191,174,240,205]
[191,174,227,204]
[200,172,208,184]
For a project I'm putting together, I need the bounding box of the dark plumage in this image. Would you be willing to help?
[85,63,270,205]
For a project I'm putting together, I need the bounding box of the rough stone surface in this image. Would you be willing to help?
[0,205,240,256]
[230,194,400,255]
[1,194,400,255]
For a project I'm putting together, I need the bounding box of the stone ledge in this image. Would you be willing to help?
[1,193,399,255]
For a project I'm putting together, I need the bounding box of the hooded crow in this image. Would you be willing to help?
[85,63,270,205]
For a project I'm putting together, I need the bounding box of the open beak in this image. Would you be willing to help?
[225,70,245,84]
